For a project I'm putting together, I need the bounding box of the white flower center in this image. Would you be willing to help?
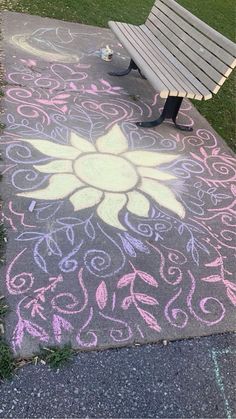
[74,153,139,192]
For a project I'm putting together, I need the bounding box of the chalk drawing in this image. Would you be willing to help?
[9,26,110,64]
[11,34,81,63]
[118,261,161,332]
[2,22,235,353]
[211,347,236,419]
[17,125,185,230]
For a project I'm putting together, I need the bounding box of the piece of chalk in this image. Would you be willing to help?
[29,200,36,212]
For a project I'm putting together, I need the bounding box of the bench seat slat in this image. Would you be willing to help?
[109,21,213,100]
[151,3,232,77]
[126,24,197,98]
[140,25,212,100]
[115,22,181,96]
[134,25,203,99]
[152,1,235,71]
[160,0,236,60]
[109,21,170,97]
[148,14,226,87]
[146,19,220,94]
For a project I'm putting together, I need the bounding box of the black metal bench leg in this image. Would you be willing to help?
[138,69,147,80]
[136,97,193,131]
[108,59,146,78]
[108,59,137,77]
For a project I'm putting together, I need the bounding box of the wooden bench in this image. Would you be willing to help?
[108,0,236,131]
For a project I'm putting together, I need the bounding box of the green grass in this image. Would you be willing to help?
[0,296,15,380]
[0,215,13,381]
[7,0,154,26]
[0,340,15,379]
[1,0,236,150]
[0,298,8,318]
[40,345,74,368]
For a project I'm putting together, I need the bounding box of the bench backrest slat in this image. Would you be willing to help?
[151,2,234,74]
[146,0,236,93]
[149,8,229,83]
[159,0,236,58]
[134,25,201,98]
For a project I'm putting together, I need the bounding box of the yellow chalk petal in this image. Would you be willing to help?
[127,191,150,217]
[97,192,127,230]
[96,125,128,154]
[34,160,73,173]
[70,132,96,153]
[138,167,177,181]
[123,151,179,167]
[18,174,84,200]
[20,139,80,159]
[139,178,185,219]
[70,187,103,211]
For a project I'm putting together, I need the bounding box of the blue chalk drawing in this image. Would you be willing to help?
[211,347,236,419]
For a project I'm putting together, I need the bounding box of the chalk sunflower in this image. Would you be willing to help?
[18,125,185,230]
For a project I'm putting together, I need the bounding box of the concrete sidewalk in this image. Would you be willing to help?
[0,11,235,358]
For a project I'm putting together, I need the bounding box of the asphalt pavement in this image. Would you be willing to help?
[1,332,235,418]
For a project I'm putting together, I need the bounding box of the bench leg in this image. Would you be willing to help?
[136,97,193,131]
[108,59,146,79]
